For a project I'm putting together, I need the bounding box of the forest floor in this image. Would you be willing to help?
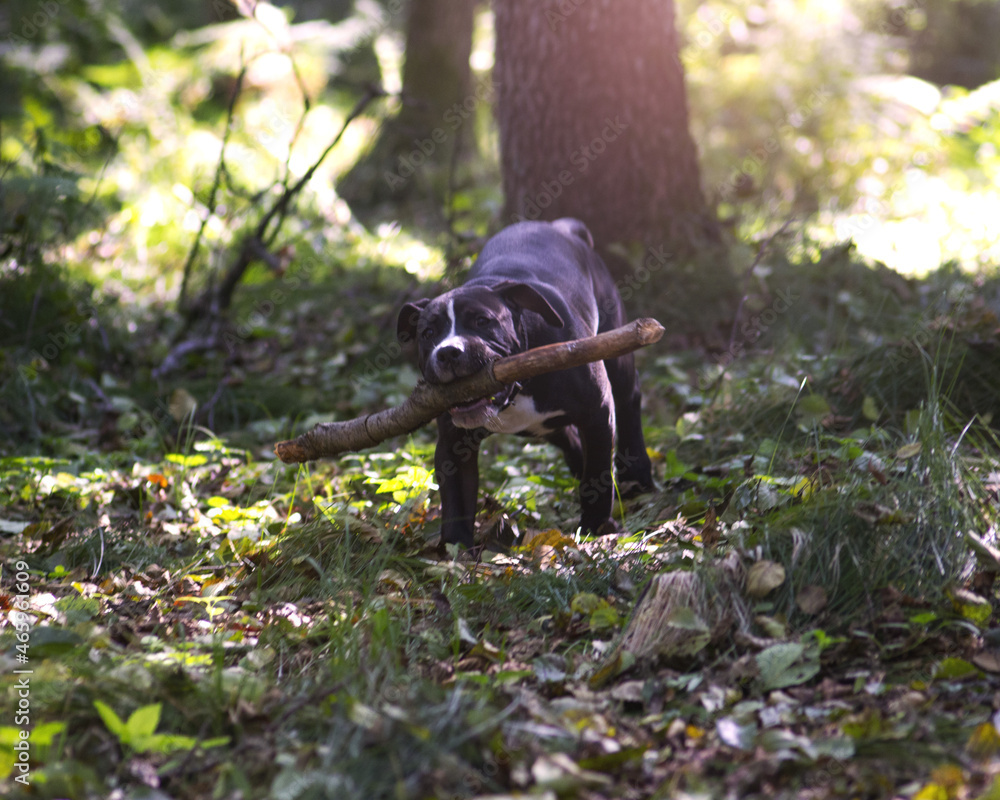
[2,242,1000,800]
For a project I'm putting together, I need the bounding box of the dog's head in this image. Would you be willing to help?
[397,283,563,428]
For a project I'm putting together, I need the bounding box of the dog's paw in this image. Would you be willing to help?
[437,539,482,562]
[589,518,623,537]
[615,478,656,500]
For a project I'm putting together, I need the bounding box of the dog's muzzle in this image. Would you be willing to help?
[448,382,520,430]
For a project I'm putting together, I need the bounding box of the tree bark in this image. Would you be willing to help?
[909,0,1000,89]
[396,0,475,140]
[274,317,664,462]
[337,0,476,207]
[494,0,721,257]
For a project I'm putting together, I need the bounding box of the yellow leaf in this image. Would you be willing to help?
[862,396,880,421]
[949,588,991,628]
[747,560,786,598]
[571,593,602,615]
[967,721,1000,761]
[896,442,922,459]
[755,614,787,638]
[523,529,577,552]
[588,604,621,631]
[929,763,964,788]
[468,640,502,662]
[789,476,818,500]
[588,650,636,689]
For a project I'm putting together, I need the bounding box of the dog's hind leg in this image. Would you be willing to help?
[604,351,654,496]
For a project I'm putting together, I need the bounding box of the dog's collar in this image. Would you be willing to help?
[495,316,529,412]
[498,381,522,411]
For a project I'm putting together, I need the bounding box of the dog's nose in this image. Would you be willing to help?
[436,345,461,364]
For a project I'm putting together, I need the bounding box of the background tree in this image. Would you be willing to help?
[908,0,1000,88]
[337,0,475,211]
[494,0,723,262]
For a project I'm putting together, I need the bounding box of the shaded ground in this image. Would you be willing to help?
[2,249,1000,799]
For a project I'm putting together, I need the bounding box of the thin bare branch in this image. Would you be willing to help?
[178,60,248,312]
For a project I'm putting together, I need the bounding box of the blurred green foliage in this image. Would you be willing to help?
[678,0,1000,270]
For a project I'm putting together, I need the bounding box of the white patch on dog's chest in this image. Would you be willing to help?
[486,394,562,435]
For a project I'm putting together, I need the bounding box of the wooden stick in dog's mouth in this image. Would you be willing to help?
[273,317,665,463]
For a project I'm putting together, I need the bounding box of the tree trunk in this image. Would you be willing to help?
[337,0,475,209]
[909,0,1000,89]
[396,0,475,143]
[494,0,721,258]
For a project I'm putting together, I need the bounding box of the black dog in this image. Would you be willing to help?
[397,218,654,548]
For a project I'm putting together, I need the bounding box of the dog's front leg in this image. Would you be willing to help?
[576,405,618,536]
[435,414,484,549]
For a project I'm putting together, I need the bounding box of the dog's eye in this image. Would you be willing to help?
[475,316,492,328]
[420,327,435,341]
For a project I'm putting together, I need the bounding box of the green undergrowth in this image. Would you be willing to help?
[3,240,1000,799]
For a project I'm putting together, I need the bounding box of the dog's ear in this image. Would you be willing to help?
[496,283,564,328]
[397,299,430,344]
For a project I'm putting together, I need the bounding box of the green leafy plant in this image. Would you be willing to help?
[93,701,229,756]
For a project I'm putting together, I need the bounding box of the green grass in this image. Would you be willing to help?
[3,249,1000,798]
